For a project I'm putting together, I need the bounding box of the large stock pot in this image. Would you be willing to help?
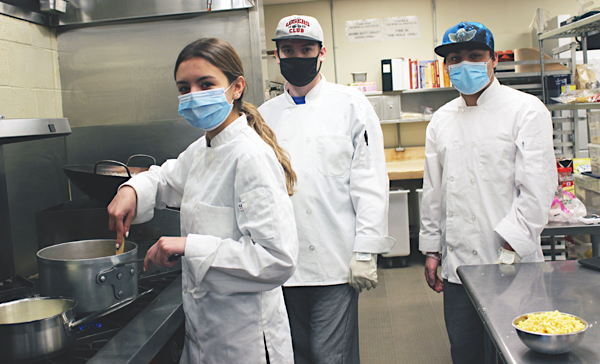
[37,239,140,314]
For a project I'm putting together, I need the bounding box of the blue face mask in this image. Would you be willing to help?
[448,60,491,95]
[178,84,234,130]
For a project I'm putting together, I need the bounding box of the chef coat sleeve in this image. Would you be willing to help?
[494,103,557,258]
[419,118,443,253]
[183,150,298,294]
[122,140,197,224]
[349,97,395,254]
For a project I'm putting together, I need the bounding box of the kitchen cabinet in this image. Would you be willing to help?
[367,88,458,151]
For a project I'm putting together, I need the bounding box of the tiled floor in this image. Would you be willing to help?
[359,255,453,364]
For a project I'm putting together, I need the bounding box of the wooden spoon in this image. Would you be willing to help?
[116,231,128,255]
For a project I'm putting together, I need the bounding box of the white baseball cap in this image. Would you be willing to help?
[272,15,324,44]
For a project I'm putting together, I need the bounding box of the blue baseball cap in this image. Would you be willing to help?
[435,22,494,57]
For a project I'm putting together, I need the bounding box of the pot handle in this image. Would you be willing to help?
[96,258,146,299]
[126,154,156,167]
[93,160,132,178]
[68,289,153,331]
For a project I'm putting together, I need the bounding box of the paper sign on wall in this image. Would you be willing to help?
[384,16,420,40]
[346,19,383,43]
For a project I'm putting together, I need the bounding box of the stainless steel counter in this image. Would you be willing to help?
[458,261,600,364]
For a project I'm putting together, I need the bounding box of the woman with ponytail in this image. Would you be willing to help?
[107,38,297,364]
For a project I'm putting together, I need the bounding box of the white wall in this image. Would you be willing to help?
[264,0,582,147]
[0,14,62,119]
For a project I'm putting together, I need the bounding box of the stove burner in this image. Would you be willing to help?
[0,275,36,304]
[2,269,182,364]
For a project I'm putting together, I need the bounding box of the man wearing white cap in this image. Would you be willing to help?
[258,15,395,364]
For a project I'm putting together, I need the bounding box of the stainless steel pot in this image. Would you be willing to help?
[0,290,152,363]
[37,239,140,314]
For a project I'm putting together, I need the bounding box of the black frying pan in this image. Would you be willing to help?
[62,155,156,205]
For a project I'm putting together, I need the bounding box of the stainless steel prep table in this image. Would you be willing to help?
[457,261,600,364]
[542,221,600,260]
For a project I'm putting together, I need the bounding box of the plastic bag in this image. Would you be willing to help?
[574,64,599,90]
[548,187,587,223]
[551,88,600,104]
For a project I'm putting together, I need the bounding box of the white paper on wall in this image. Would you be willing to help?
[384,16,420,40]
[346,19,383,43]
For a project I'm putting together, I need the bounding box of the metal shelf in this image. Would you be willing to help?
[495,69,570,79]
[546,103,600,111]
[380,115,432,124]
[539,12,600,40]
[0,118,71,145]
[364,87,457,96]
[401,87,456,94]
[495,59,571,71]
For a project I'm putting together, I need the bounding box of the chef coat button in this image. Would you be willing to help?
[209,153,214,161]
[304,173,309,178]
[471,215,476,221]
[286,109,291,114]
[470,178,475,185]
[449,246,454,251]
[196,152,202,158]
[194,200,198,207]
[453,141,459,146]
[448,176,454,182]
[310,106,315,112]
[309,245,315,250]
[306,209,312,214]
[471,142,476,148]
[460,108,464,113]
[472,250,477,255]
[306,137,311,142]
[448,212,454,217]
[482,108,486,114]
[282,140,287,145]
[183,196,188,203]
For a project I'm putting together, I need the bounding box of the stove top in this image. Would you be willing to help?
[0,269,184,364]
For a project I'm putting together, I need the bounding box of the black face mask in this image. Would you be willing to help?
[278,49,322,87]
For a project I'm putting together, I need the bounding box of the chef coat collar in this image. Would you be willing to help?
[209,113,247,148]
[457,77,500,108]
[283,74,326,105]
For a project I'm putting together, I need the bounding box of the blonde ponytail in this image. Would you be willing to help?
[241,101,297,196]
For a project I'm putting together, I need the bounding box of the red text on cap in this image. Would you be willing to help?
[286,18,310,27]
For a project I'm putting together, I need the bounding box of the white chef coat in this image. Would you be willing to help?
[258,75,395,286]
[419,79,557,284]
[124,114,297,364]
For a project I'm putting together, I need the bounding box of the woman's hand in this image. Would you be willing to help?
[144,236,187,271]
[108,186,137,248]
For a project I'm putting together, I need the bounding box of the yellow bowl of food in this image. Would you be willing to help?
[512,311,588,354]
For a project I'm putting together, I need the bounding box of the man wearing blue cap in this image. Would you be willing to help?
[419,22,557,363]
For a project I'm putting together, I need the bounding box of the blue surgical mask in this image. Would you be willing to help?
[448,60,491,95]
[178,84,234,130]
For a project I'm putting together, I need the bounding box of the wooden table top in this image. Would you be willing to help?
[385,147,425,180]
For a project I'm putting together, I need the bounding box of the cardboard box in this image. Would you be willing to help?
[574,173,600,191]
[588,112,600,144]
[589,143,600,175]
